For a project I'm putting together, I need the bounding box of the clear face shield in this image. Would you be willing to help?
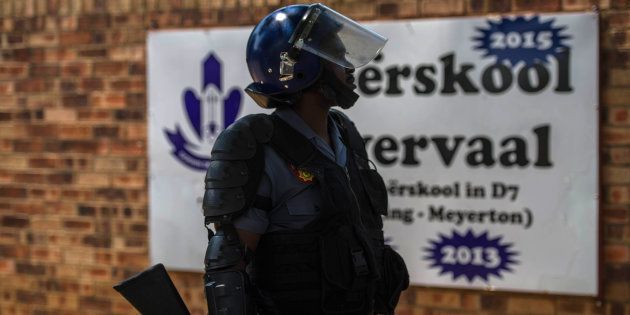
[289,3,388,69]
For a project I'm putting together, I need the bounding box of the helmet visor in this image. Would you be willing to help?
[290,3,387,69]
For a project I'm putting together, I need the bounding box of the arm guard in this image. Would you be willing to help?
[204,221,254,315]
[202,115,273,315]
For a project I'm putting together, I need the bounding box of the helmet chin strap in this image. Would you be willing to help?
[317,67,359,110]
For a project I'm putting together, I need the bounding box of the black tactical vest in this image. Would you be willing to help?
[251,111,389,315]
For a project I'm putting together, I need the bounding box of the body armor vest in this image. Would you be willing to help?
[252,111,389,315]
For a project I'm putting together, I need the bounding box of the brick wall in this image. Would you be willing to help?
[0,0,628,314]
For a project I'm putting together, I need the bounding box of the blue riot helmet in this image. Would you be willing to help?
[245,3,387,109]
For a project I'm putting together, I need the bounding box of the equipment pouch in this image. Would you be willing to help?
[320,226,370,313]
[381,245,409,310]
[359,169,388,216]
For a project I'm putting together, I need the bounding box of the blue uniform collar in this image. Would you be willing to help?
[275,107,347,167]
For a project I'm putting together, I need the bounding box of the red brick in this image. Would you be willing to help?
[79,296,112,311]
[0,82,15,95]
[77,14,111,29]
[93,61,128,76]
[506,297,555,314]
[605,10,630,29]
[27,124,58,137]
[513,0,562,11]
[80,78,104,91]
[605,244,630,263]
[562,0,595,10]
[398,1,419,18]
[77,109,112,122]
[607,185,630,204]
[93,126,119,138]
[114,109,144,121]
[13,173,46,184]
[129,62,145,75]
[93,158,126,172]
[78,47,108,58]
[608,147,630,164]
[604,282,630,302]
[61,79,78,92]
[115,252,147,267]
[604,88,630,106]
[1,215,29,228]
[610,69,630,87]
[14,78,54,93]
[75,173,110,187]
[16,262,46,275]
[110,140,145,156]
[0,259,16,274]
[44,47,78,62]
[63,219,92,230]
[480,294,507,312]
[109,45,145,61]
[58,125,93,139]
[61,62,91,77]
[378,2,399,17]
[421,0,465,16]
[112,14,145,28]
[60,31,93,45]
[5,47,46,63]
[16,290,46,304]
[604,206,630,224]
[28,32,58,47]
[62,94,89,107]
[91,92,126,108]
[83,235,111,248]
[0,187,27,198]
[45,140,100,154]
[604,127,630,145]
[415,289,461,308]
[611,0,630,9]
[608,107,630,125]
[604,166,630,184]
[121,124,146,139]
[47,172,74,184]
[0,63,28,79]
[6,33,25,45]
[44,108,77,122]
[29,63,60,77]
[112,175,145,189]
[604,49,630,68]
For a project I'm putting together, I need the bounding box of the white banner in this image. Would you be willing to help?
[148,12,598,295]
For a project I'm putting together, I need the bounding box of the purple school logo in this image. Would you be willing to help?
[164,52,242,171]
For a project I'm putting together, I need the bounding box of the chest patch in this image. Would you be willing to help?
[288,164,315,184]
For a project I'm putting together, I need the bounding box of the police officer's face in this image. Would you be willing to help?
[326,62,356,91]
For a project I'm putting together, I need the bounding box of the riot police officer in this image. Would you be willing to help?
[202,4,409,315]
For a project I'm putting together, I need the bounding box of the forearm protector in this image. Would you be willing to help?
[204,221,255,315]
[201,114,274,314]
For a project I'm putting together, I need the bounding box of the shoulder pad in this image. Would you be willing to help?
[211,114,273,161]
[205,160,248,189]
[203,114,271,219]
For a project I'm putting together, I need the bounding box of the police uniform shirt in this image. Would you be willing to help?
[233,107,347,234]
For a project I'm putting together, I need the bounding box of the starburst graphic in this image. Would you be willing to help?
[473,16,571,67]
[423,229,519,283]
